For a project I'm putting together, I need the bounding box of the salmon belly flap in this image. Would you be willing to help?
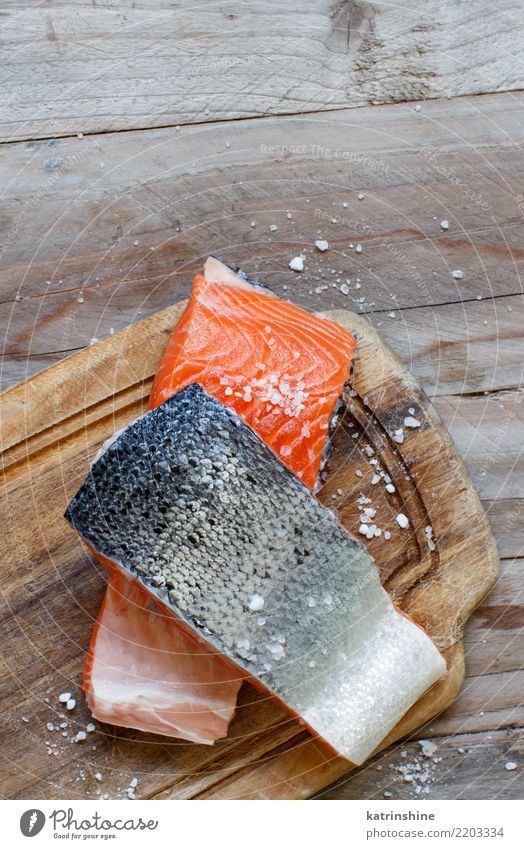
[83,258,357,743]
[67,384,447,766]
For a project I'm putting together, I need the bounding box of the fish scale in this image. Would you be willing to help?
[66,383,446,765]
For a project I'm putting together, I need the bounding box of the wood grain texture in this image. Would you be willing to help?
[0,302,498,799]
[1,91,523,394]
[1,1,523,142]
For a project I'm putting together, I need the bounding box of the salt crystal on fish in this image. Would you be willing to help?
[396,513,409,529]
[314,240,329,252]
[248,594,265,612]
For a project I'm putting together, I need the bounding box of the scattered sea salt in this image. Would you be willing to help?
[270,224,278,232]
[414,104,422,112]
[440,220,449,230]
[396,513,409,529]
[404,415,421,428]
[315,240,329,252]
[95,772,103,781]
[388,311,396,319]
[505,762,517,771]
[66,698,76,711]
[371,474,380,485]
[355,243,362,253]
[452,270,463,279]
[384,530,391,540]
[358,193,364,200]
[340,283,350,295]
[248,594,265,612]
[74,731,87,743]
[386,483,395,494]
[59,692,72,703]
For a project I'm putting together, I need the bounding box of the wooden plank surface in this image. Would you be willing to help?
[1,83,522,800]
[0,301,498,799]
[1,1,523,142]
[1,91,524,392]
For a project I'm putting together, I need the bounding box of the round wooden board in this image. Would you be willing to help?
[0,304,498,801]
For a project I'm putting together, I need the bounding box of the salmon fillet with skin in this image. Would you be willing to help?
[69,384,447,766]
[84,258,356,741]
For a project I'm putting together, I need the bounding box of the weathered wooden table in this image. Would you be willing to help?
[1,1,523,800]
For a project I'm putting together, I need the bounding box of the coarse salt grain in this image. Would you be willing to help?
[59,692,71,703]
[66,699,76,711]
[314,240,329,252]
[419,739,438,757]
[452,270,463,279]
[386,483,395,493]
[396,513,409,529]
[440,220,449,230]
[248,594,265,612]
[404,415,421,428]
[289,255,305,272]
[505,762,517,771]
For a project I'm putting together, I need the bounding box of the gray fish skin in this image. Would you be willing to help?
[66,384,446,764]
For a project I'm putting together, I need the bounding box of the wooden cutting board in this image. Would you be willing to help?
[0,305,498,800]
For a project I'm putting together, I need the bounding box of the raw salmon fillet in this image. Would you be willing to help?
[85,571,240,744]
[149,256,356,489]
[84,258,356,741]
